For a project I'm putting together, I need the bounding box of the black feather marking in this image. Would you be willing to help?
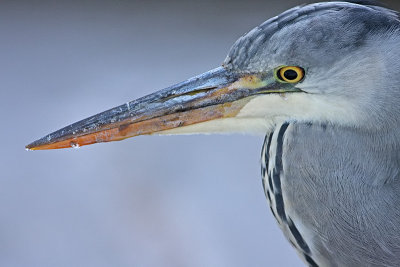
[272,122,290,222]
[287,217,311,254]
[265,134,273,173]
[268,174,274,194]
[266,190,272,203]
[261,166,266,179]
[261,176,267,192]
[269,205,278,222]
[262,133,274,193]
[304,253,319,267]
[274,192,286,222]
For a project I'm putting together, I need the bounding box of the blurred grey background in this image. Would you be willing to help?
[1,0,399,266]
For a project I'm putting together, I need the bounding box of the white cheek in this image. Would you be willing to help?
[237,93,362,126]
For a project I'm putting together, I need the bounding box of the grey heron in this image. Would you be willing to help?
[26,1,400,266]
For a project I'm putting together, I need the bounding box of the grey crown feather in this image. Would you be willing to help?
[223,1,400,72]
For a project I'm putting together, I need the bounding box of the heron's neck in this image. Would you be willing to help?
[285,122,400,186]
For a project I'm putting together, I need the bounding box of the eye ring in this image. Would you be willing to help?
[276,66,305,83]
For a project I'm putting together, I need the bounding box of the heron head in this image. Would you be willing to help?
[223,1,400,130]
[26,1,400,150]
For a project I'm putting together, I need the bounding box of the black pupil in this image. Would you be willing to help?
[283,69,298,80]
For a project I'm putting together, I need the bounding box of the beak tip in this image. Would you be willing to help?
[25,140,41,151]
[25,136,53,151]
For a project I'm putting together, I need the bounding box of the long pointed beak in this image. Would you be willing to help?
[26,66,298,150]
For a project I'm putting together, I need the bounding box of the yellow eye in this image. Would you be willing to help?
[276,66,305,83]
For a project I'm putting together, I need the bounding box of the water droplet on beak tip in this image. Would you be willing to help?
[70,142,80,149]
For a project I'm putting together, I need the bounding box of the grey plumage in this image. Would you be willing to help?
[263,122,400,266]
[229,1,400,266]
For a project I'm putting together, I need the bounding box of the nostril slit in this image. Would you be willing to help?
[157,87,218,102]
